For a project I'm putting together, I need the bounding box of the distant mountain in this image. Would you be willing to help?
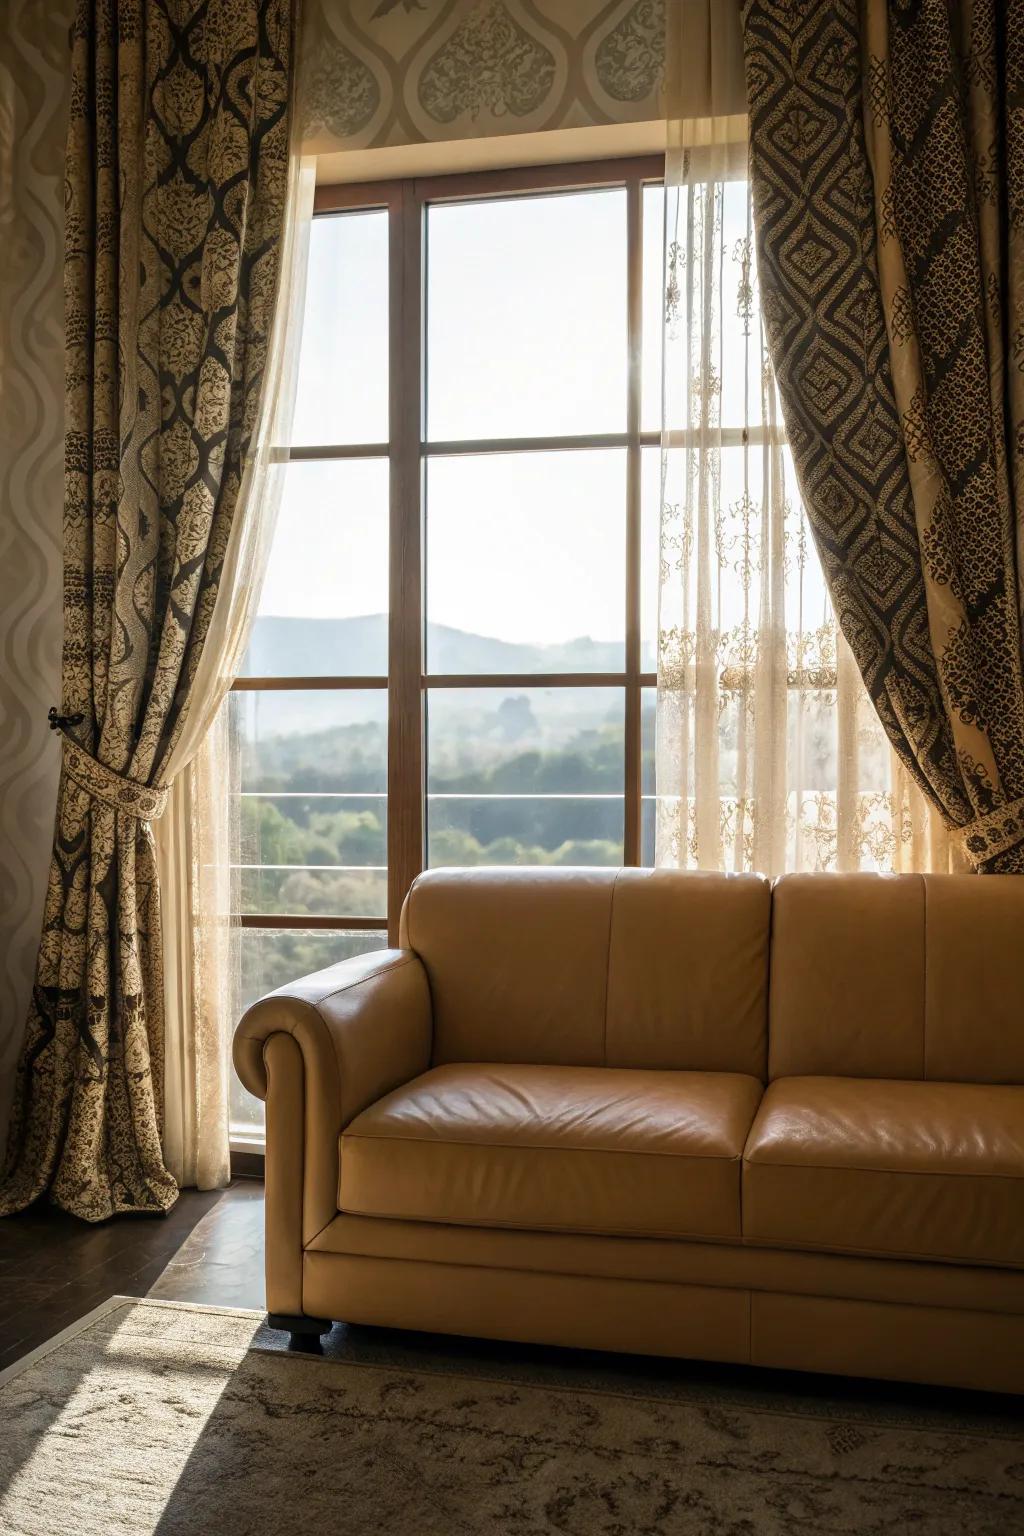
[241,614,627,680]
[237,615,632,740]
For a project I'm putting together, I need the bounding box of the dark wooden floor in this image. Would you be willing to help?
[0,1179,265,1373]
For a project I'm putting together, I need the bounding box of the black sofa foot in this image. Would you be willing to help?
[267,1313,333,1353]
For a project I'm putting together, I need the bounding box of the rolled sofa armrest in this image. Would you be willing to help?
[233,949,432,1313]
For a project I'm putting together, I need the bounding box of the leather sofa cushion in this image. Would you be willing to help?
[769,873,1024,1083]
[769,874,924,1080]
[400,869,614,1067]
[604,869,769,1078]
[399,867,771,1075]
[744,1076,1024,1268]
[340,1062,764,1239]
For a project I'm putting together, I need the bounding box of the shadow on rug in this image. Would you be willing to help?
[1,1297,1022,1535]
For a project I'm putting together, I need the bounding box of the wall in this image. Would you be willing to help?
[0,0,71,1147]
[301,0,665,153]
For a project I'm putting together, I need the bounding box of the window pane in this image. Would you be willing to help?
[238,866,386,918]
[232,690,387,919]
[292,210,388,447]
[719,178,759,429]
[648,179,778,429]
[642,686,656,797]
[242,459,388,678]
[240,793,386,855]
[426,190,627,440]
[656,443,773,642]
[427,687,624,867]
[233,691,387,793]
[231,927,388,1134]
[660,177,764,432]
[429,796,624,869]
[641,183,665,433]
[425,451,625,672]
[642,685,656,866]
[239,793,387,919]
[641,446,660,673]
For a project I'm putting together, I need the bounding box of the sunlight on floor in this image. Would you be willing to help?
[0,1298,262,1536]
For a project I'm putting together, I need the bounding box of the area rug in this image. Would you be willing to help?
[0,1297,1022,1535]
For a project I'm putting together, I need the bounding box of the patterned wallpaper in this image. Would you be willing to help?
[0,0,71,1146]
[301,0,666,151]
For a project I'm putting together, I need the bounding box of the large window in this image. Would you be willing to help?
[230,159,665,1136]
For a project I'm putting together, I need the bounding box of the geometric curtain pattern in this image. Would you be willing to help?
[742,0,1024,872]
[0,0,295,1220]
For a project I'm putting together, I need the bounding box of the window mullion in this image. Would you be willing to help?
[386,180,425,944]
[624,173,643,867]
[238,915,388,932]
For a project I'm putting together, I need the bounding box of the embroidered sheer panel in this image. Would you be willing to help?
[654,148,957,875]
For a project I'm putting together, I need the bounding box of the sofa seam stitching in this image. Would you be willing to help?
[740,1233,1023,1268]
[601,870,620,1068]
[305,1213,339,1249]
[305,956,416,1009]
[742,1156,1024,1182]
[309,1230,1024,1283]
[341,1131,751,1161]
[236,958,418,1036]
[328,1209,741,1242]
[308,1243,749,1281]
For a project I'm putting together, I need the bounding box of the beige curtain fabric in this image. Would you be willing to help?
[0,0,296,1221]
[656,0,956,875]
[741,0,1024,873]
[156,157,315,1192]
[157,725,234,1193]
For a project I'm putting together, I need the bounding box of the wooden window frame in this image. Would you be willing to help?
[235,155,665,947]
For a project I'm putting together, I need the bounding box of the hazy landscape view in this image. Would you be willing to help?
[237,612,652,929]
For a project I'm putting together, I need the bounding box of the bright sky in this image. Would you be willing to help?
[261,190,652,649]
[258,182,830,652]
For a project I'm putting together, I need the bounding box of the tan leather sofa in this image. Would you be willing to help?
[233,868,1024,1393]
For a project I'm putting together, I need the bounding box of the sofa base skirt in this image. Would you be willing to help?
[302,1250,752,1366]
[300,1249,1024,1395]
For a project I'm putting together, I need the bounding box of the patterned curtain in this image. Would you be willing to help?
[741,0,1024,873]
[155,159,316,1194]
[0,0,296,1220]
[656,0,956,874]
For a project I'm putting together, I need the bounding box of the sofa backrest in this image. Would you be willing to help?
[400,866,771,1077]
[769,872,1024,1084]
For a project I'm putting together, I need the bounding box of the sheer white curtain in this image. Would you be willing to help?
[655,0,958,877]
[154,155,317,1190]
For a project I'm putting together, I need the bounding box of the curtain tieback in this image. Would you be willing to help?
[59,734,170,821]
[955,796,1024,868]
